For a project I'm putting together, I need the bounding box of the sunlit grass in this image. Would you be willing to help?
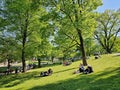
[0,54,120,90]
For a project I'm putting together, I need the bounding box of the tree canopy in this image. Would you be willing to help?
[94,9,120,53]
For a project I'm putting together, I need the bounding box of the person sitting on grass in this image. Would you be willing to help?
[84,65,93,74]
[40,68,53,77]
[79,63,85,73]
[73,63,85,74]
[48,68,53,75]
[63,61,71,66]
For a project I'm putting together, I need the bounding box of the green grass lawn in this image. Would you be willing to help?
[0,54,120,90]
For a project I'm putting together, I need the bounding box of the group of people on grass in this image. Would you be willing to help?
[40,63,93,77]
[73,63,93,74]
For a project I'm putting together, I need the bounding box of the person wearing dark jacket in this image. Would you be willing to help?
[84,65,93,74]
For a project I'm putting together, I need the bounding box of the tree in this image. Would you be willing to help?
[0,36,17,69]
[94,10,120,53]
[28,9,54,67]
[45,0,102,65]
[0,1,19,67]
[1,0,43,72]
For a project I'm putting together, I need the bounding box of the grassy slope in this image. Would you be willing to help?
[0,54,120,90]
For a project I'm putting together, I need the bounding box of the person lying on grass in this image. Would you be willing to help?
[40,68,53,77]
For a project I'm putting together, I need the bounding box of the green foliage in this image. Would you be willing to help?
[95,9,120,53]
[0,34,18,63]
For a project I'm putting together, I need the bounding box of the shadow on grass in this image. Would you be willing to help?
[0,66,77,88]
[34,67,78,79]
[0,71,40,88]
[29,67,120,90]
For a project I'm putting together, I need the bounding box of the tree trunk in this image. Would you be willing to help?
[21,10,29,72]
[51,56,54,63]
[7,59,11,70]
[106,47,112,54]
[38,59,41,68]
[21,27,27,72]
[22,48,26,72]
[77,29,87,66]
